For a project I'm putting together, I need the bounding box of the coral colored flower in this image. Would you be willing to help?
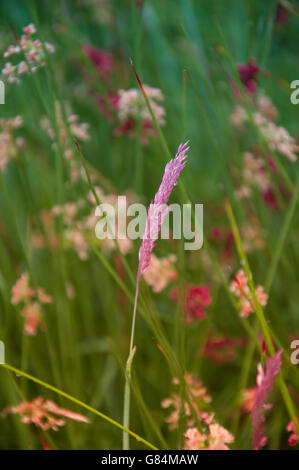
[11,272,34,305]
[37,288,52,304]
[11,273,52,335]
[286,419,299,446]
[162,374,233,450]
[171,284,211,322]
[237,58,259,94]
[143,254,177,293]
[252,350,282,450]
[162,374,211,431]
[2,396,89,431]
[184,422,234,450]
[229,269,268,317]
[21,302,45,336]
[242,387,256,414]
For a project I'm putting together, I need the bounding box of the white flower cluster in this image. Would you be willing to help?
[2,24,55,84]
[117,85,165,126]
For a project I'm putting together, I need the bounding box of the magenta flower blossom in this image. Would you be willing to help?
[237,58,260,94]
[251,350,282,450]
[138,142,189,278]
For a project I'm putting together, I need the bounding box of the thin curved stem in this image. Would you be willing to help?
[123,277,140,450]
[0,363,158,450]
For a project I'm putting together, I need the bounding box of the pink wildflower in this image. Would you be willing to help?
[143,254,177,293]
[286,419,299,446]
[11,272,34,305]
[252,350,282,450]
[21,302,45,336]
[23,23,36,35]
[184,422,234,450]
[11,273,52,335]
[230,269,268,317]
[2,396,89,431]
[37,287,52,304]
[162,374,211,431]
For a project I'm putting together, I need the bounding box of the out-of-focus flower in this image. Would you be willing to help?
[2,23,55,83]
[11,272,34,305]
[66,282,76,300]
[114,85,166,144]
[258,120,299,162]
[41,102,90,194]
[184,423,234,450]
[171,284,211,322]
[242,387,256,414]
[11,272,52,335]
[162,374,212,431]
[21,302,45,336]
[83,45,114,81]
[256,94,278,121]
[0,116,24,172]
[275,4,289,24]
[234,151,280,210]
[143,254,177,292]
[263,187,278,210]
[2,396,89,431]
[231,93,298,162]
[203,332,246,363]
[230,104,247,127]
[41,102,89,148]
[241,219,265,253]
[239,152,271,195]
[162,374,233,450]
[252,350,282,449]
[237,58,259,94]
[230,269,268,317]
[286,419,299,446]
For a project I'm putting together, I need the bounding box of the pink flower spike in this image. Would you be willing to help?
[251,350,282,450]
[138,142,189,278]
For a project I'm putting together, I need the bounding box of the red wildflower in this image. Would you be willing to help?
[237,58,259,94]
[171,284,211,322]
[275,4,289,24]
[262,187,278,210]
